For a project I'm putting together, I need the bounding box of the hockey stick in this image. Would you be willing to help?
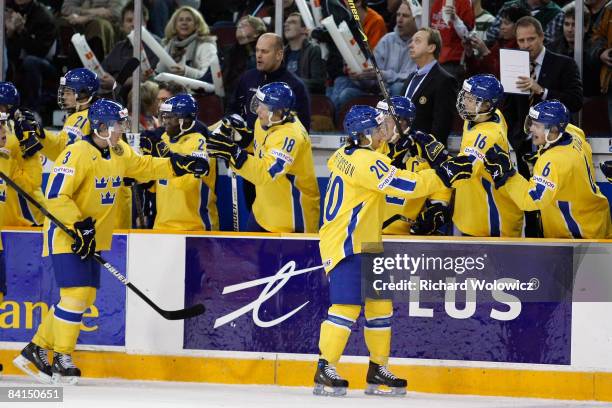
[382,214,414,230]
[345,1,407,142]
[0,170,205,320]
[229,168,239,231]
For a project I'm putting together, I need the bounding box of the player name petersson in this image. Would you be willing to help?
[372,279,538,292]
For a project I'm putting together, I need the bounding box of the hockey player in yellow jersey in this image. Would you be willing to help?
[32,68,97,161]
[207,82,319,232]
[313,105,473,396]
[483,100,612,239]
[0,82,45,226]
[139,94,219,230]
[375,96,452,235]
[414,74,523,237]
[12,99,210,385]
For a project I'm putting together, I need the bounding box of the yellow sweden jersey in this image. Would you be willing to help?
[153,130,218,231]
[319,146,448,273]
[503,133,612,239]
[4,129,44,226]
[454,110,523,237]
[43,139,176,256]
[41,109,90,161]
[236,117,320,233]
[383,156,452,235]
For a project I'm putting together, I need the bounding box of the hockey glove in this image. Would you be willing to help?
[389,132,419,169]
[410,202,450,235]
[140,130,170,157]
[601,160,612,183]
[435,155,474,187]
[206,132,248,169]
[18,110,46,139]
[218,114,253,144]
[484,144,516,188]
[170,153,209,176]
[14,112,44,158]
[412,131,449,168]
[71,217,96,259]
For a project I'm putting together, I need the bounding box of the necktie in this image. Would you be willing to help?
[528,61,537,106]
[405,72,425,99]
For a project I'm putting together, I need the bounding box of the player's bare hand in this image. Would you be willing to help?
[169,65,186,75]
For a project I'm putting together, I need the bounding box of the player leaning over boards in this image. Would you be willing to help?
[12,99,209,385]
[207,82,320,232]
[314,105,473,397]
[483,100,612,239]
[27,68,98,161]
[0,82,45,226]
[140,94,219,231]
[376,96,452,235]
[1,110,43,376]
[413,74,524,237]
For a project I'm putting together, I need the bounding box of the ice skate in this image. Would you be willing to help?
[13,342,53,384]
[313,359,348,396]
[364,361,407,396]
[51,352,81,385]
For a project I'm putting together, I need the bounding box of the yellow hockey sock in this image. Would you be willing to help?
[51,287,97,354]
[32,305,56,350]
[364,299,393,366]
[318,304,361,365]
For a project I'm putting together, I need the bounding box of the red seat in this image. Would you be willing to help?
[212,26,237,49]
[194,94,224,125]
[581,96,610,137]
[310,94,335,132]
[336,95,381,130]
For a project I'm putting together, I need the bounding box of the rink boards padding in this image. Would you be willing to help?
[0,230,127,346]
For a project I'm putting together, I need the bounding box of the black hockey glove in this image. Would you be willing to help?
[71,217,96,259]
[484,144,516,188]
[388,132,419,169]
[206,132,248,169]
[435,155,474,188]
[218,114,253,144]
[410,202,450,235]
[412,131,449,168]
[14,111,44,158]
[170,153,209,176]
[140,130,170,157]
[601,160,612,183]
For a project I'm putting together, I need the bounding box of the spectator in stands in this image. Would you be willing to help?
[502,16,582,191]
[403,27,457,146]
[5,0,58,118]
[325,0,387,111]
[486,1,564,47]
[589,3,612,133]
[156,6,218,80]
[464,5,530,77]
[127,81,160,131]
[61,0,121,57]
[430,0,475,80]
[237,0,274,26]
[229,33,311,133]
[587,0,609,31]
[100,2,160,96]
[222,16,267,103]
[472,0,496,40]
[283,12,325,94]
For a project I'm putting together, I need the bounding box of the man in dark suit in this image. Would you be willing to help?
[503,16,583,237]
[504,16,583,178]
[403,27,458,146]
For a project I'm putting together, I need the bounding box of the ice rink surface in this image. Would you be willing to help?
[1,376,611,408]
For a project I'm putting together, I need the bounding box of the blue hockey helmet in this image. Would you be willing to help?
[0,82,20,115]
[58,68,100,110]
[456,74,504,121]
[250,82,295,125]
[376,96,416,139]
[159,93,198,133]
[343,105,387,147]
[88,98,129,144]
[524,100,570,148]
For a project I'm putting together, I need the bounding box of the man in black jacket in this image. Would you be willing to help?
[283,12,325,94]
[6,0,58,116]
[503,16,583,178]
[402,27,458,146]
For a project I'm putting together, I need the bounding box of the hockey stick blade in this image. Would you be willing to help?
[0,170,205,321]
